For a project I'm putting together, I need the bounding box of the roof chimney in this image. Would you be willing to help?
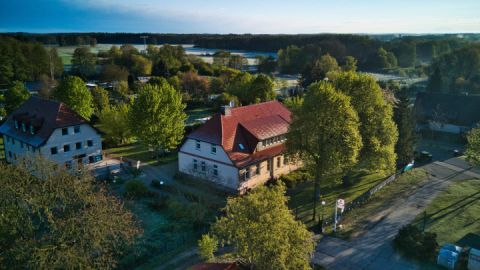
[221,105,231,116]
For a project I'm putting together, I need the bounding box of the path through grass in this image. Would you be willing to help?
[411,178,480,246]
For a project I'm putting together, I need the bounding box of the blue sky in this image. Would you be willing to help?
[1,0,479,33]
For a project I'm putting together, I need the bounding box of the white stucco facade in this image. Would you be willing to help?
[3,124,102,169]
[179,139,239,190]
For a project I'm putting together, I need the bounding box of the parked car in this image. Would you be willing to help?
[415,151,433,163]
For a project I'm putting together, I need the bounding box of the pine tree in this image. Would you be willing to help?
[394,88,416,166]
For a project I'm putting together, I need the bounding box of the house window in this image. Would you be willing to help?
[195,140,201,150]
[262,140,266,147]
[277,157,281,168]
[267,159,272,171]
[201,161,206,172]
[11,139,15,145]
[74,126,80,134]
[246,167,251,179]
[76,142,82,150]
[27,145,30,151]
[14,120,19,129]
[89,156,94,163]
[62,128,68,135]
[21,122,26,132]
[14,153,17,160]
[256,164,260,175]
[30,125,35,135]
[211,144,217,154]
[64,144,70,152]
[239,143,245,150]
[87,140,93,147]
[6,136,10,143]
[193,159,198,170]
[213,165,218,176]
[8,151,12,158]
[284,155,289,165]
[50,147,58,155]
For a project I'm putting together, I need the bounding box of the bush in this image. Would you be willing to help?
[124,180,149,198]
[394,225,438,260]
[279,169,312,188]
[198,234,218,261]
[148,195,169,211]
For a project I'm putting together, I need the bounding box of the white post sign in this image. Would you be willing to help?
[334,199,345,232]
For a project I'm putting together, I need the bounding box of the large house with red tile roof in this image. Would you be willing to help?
[0,97,103,169]
[178,101,299,192]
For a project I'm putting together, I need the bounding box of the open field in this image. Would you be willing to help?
[411,178,480,246]
[336,169,429,239]
[287,171,387,229]
[185,107,215,125]
[105,143,177,166]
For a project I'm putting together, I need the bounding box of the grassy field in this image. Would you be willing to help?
[287,171,387,229]
[105,143,177,166]
[337,169,429,239]
[107,175,227,269]
[0,137,4,160]
[186,107,215,125]
[411,178,480,246]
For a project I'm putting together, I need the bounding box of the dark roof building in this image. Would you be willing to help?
[0,96,87,147]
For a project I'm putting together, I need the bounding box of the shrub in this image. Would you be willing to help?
[394,224,438,261]
[280,169,312,188]
[198,234,218,261]
[124,180,149,198]
[148,195,169,211]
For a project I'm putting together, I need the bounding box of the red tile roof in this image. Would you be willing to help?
[188,101,291,168]
[0,96,88,147]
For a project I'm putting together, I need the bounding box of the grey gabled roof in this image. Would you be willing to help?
[0,96,87,147]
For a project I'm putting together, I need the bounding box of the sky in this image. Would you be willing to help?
[1,0,480,34]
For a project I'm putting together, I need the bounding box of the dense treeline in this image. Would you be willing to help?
[0,37,63,87]
[427,44,480,94]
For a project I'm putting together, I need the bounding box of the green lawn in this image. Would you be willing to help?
[186,107,215,125]
[0,137,4,160]
[287,171,388,229]
[105,143,177,166]
[411,178,480,246]
[337,169,429,239]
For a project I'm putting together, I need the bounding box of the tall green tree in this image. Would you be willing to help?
[466,126,480,166]
[129,79,187,154]
[249,74,276,103]
[333,72,398,174]
[226,72,253,105]
[0,158,141,269]
[71,47,97,79]
[54,76,94,120]
[427,67,443,92]
[91,86,110,114]
[98,103,133,146]
[394,88,416,165]
[210,184,314,270]
[301,54,340,87]
[342,56,358,72]
[4,81,30,114]
[287,81,362,221]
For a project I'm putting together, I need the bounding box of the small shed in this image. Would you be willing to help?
[437,244,462,270]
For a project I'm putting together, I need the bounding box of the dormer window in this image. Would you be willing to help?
[195,140,201,150]
[211,144,217,154]
[62,128,68,135]
[239,143,245,150]
[74,126,80,134]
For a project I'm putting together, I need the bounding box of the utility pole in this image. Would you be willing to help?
[140,36,149,52]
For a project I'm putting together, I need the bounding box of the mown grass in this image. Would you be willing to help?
[411,178,480,246]
[185,107,215,125]
[105,143,177,166]
[0,137,4,160]
[287,171,388,229]
[337,168,429,239]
